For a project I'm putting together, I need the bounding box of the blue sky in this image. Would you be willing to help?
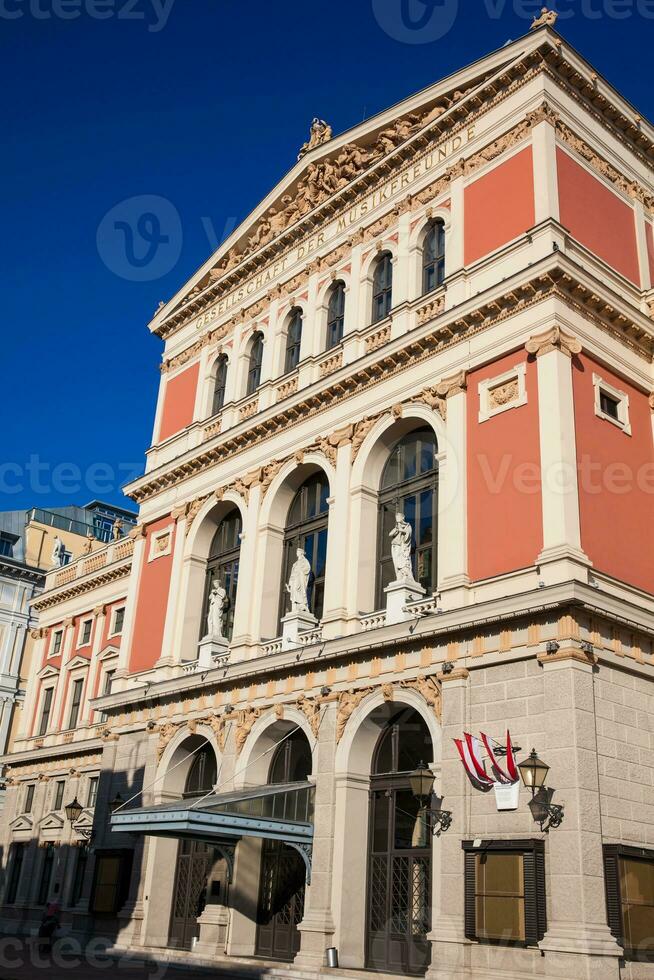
[2,0,652,514]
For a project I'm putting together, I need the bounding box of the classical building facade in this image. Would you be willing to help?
[2,17,654,980]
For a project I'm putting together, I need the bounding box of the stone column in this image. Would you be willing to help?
[293,700,337,969]
[155,516,186,669]
[526,326,590,585]
[538,648,621,980]
[437,371,469,610]
[321,440,352,638]
[427,667,471,980]
[231,483,261,651]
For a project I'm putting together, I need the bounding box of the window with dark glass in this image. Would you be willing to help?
[422,219,445,295]
[0,533,15,558]
[269,730,312,784]
[371,252,393,324]
[80,619,92,646]
[284,308,303,374]
[51,630,63,657]
[280,473,330,625]
[112,607,125,635]
[604,845,654,961]
[326,282,346,349]
[183,746,217,799]
[377,427,438,606]
[5,844,24,904]
[100,669,115,724]
[71,845,88,906]
[53,780,65,811]
[87,776,99,808]
[463,840,546,947]
[212,354,228,415]
[38,687,54,736]
[247,332,264,395]
[68,678,84,730]
[203,510,242,642]
[38,844,56,905]
[600,391,620,421]
[24,783,35,814]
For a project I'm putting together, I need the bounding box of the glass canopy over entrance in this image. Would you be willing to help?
[110,780,315,882]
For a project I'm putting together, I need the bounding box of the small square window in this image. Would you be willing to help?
[600,391,620,420]
[593,374,631,435]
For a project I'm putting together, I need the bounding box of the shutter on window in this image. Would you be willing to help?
[464,849,476,940]
[523,849,539,946]
[603,847,623,947]
[535,844,547,941]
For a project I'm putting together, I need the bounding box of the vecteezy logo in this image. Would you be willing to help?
[371,0,459,43]
[96,194,182,282]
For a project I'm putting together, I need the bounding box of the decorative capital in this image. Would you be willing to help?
[63,617,74,629]
[526,326,582,359]
[128,523,147,540]
[92,605,105,619]
[436,370,467,399]
[437,666,469,682]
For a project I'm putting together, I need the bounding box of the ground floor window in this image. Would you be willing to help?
[463,840,546,947]
[71,845,89,906]
[604,844,654,961]
[37,844,56,906]
[5,844,24,904]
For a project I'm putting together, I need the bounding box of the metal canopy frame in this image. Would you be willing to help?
[110,780,314,882]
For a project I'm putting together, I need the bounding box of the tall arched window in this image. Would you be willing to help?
[211,354,228,415]
[377,427,438,605]
[284,308,303,374]
[203,509,242,641]
[247,331,264,395]
[280,473,329,624]
[326,281,346,349]
[269,730,312,784]
[183,745,217,799]
[422,220,445,295]
[371,252,393,324]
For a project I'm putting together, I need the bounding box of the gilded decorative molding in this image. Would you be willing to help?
[525,325,582,358]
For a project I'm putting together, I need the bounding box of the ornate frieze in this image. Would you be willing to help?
[234,706,262,755]
[400,674,442,722]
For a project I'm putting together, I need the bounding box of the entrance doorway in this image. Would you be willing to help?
[169,745,218,949]
[366,709,433,975]
[255,729,312,961]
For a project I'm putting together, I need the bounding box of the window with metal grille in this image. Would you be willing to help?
[68,678,84,730]
[247,332,264,395]
[212,354,228,415]
[604,844,654,961]
[38,687,54,736]
[422,220,445,295]
[371,252,393,324]
[463,840,546,947]
[377,428,438,606]
[279,473,330,626]
[326,282,346,349]
[284,308,303,374]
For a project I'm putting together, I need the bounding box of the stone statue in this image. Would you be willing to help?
[51,536,66,567]
[112,518,123,541]
[286,548,311,614]
[298,118,333,159]
[207,580,228,639]
[389,512,416,583]
[531,6,558,29]
[81,532,94,556]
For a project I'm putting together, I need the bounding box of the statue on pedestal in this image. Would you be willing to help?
[389,512,416,584]
[51,536,66,568]
[286,548,311,614]
[207,580,228,639]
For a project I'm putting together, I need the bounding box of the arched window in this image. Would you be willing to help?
[373,708,433,776]
[247,331,264,395]
[183,745,217,798]
[377,427,438,605]
[269,730,312,785]
[326,281,346,349]
[203,509,242,641]
[280,473,330,624]
[284,308,303,374]
[422,220,445,295]
[211,354,228,416]
[371,252,393,324]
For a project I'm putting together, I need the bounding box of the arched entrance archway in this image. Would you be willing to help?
[168,743,220,949]
[366,707,433,975]
[255,729,312,961]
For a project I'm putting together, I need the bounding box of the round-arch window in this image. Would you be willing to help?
[284,308,303,374]
[203,509,242,641]
[326,282,346,349]
[371,252,393,324]
[269,730,312,785]
[184,745,217,798]
[280,473,329,624]
[377,428,438,604]
[211,354,228,416]
[422,220,445,295]
[373,709,433,775]
[247,332,264,395]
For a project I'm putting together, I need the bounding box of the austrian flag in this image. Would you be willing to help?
[454,730,519,793]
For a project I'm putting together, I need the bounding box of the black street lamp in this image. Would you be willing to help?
[409,762,452,837]
[517,749,564,833]
[109,793,123,815]
[64,797,83,824]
